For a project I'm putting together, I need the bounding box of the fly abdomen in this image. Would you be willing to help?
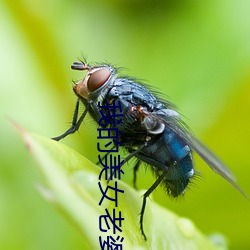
[138,128,194,197]
[164,153,193,197]
[163,129,194,196]
[165,129,191,161]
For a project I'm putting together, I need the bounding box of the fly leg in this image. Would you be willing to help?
[52,99,88,141]
[107,143,147,183]
[52,100,101,141]
[133,160,141,189]
[140,171,167,240]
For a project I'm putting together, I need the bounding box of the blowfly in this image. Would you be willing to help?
[52,60,246,240]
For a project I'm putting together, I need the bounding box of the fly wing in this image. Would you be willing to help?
[150,110,247,198]
[170,122,247,198]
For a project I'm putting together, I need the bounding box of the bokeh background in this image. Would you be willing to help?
[1,0,250,249]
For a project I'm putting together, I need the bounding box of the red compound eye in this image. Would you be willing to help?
[87,68,111,92]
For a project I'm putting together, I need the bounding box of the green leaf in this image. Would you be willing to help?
[19,127,227,250]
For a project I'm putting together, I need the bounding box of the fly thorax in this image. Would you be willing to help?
[153,109,181,121]
[141,116,165,134]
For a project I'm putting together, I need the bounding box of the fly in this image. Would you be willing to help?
[52,60,246,240]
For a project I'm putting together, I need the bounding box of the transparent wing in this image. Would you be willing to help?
[169,121,247,198]
[149,110,247,198]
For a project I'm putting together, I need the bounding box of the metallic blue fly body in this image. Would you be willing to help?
[53,61,246,240]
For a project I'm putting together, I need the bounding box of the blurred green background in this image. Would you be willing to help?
[1,0,250,249]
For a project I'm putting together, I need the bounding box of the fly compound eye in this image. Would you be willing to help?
[87,68,111,92]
